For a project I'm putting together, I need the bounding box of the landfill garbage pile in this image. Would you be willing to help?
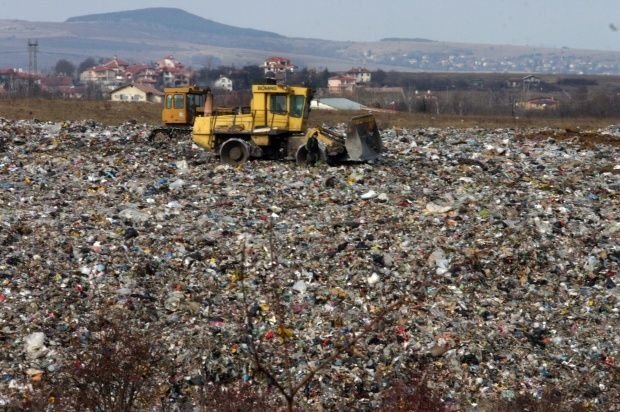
[0,118,618,410]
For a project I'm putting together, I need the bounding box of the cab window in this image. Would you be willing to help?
[187,94,205,109]
[173,94,184,109]
[270,95,287,113]
[166,94,173,109]
[290,95,305,117]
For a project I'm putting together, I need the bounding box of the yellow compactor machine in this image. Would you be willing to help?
[149,85,210,139]
[151,82,382,165]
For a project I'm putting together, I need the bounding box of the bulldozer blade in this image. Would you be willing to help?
[344,114,383,161]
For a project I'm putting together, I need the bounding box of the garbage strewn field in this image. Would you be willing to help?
[1,118,618,410]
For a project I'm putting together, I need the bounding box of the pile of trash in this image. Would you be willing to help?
[0,118,618,410]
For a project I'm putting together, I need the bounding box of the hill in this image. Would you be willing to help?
[64,7,288,51]
[66,7,283,40]
[1,8,620,74]
[0,7,357,71]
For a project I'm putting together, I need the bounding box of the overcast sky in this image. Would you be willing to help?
[1,0,619,50]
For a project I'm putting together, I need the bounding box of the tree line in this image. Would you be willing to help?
[8,57,620,118]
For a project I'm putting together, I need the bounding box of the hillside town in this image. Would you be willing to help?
[2,53,620,118]
[372,47,620,75]
[0,55,376,104]
[0,55,193,100]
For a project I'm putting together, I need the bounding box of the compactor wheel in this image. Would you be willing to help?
[220,139,250,165]
[296,138,326,166]
[295,145,313,165]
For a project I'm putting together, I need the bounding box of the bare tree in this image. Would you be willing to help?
[54,59,76,77]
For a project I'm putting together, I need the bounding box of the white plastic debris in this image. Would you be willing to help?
[24,332,47,360]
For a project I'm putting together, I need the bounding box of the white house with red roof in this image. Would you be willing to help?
[156,55,191,87]
[0,68,33,93]
[157,55,183,70]
[124,64,159,84]
[78,55,192,92]
[213,75,233,91]
[110,83,164,103]
[328,75,357,94]
[517,96,559,111]
[262,56,296,75]
[345,67,372,83]
[40,74,83,98]
[79,57,130,89]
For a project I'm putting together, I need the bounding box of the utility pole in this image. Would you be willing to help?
[27,39,39,96]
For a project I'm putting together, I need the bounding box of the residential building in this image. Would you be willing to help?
[124,65,159,85]
[110,83,163,103]
[328,75,357,94]
[517,96,559,110]
[79,67,98,83]
[79,57,130,90]
[78,55,193,93]
[161,68,191,87]
[0,68,31,93]
[213,75,233,91]
[157,55,183,71]
[507,74,542,89]
[157,55,191,87]
[345,67,372,83]
[523,75,542,87]
[40,75,83,98]
[262,56,296,75]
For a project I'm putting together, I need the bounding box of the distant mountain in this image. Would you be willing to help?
[2,7,620,75]
[380,38,436,43]
[66,8,283,40]
[0,7,352,70]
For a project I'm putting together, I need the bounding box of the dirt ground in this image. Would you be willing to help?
[0,98,161,125]
[1,97,619,133]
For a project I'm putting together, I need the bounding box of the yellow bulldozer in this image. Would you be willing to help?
[149,85,209,139]
[150,82,382,165]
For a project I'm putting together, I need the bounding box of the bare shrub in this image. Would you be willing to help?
[481,386,589,412]
[231,221,415,412]
[378,370,449,412]
[23,312,170,411]
[193,382,274,412]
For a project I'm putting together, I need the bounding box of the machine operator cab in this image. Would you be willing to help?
[250,83,312,132]
[161,86,208,126]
